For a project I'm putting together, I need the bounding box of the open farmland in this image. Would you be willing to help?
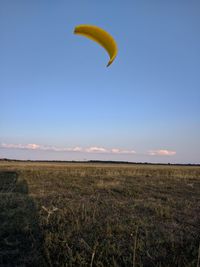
[0,161,200,267]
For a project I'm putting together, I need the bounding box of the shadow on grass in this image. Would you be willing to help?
[0,171,46,267]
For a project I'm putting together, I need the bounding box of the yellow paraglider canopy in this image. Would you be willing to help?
[74,24,118,67]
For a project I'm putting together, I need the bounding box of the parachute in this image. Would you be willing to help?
[74,24,118,67]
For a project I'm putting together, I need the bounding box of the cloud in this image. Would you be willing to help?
[148,149,176,156]
[111,148,136,154]
[85,146,109,153]
[1,143,176,157]
[71,146,83,152]
[26,144,40,150]
[0,143,136,155]
[1,143,40,150]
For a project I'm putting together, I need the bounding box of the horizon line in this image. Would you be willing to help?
[0,158,199,166]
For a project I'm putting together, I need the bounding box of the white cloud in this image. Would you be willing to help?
[121,149,136,154]
[148,149,176,156]
[111,148,136,154]
[0,143,136,155]
[1,143,175,156]
[71,146,83,152]
[26,144,40,150]
[85,146,109,153]
[111,148,120,153]
[1,143,40,150]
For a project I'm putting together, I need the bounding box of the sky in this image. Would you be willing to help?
[0,0,200,163]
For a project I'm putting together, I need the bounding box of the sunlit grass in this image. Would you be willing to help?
[0,161,200,266]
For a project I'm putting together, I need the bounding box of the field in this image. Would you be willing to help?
[0,161,200,267]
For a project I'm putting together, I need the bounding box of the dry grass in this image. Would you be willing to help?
[0,161,200,267]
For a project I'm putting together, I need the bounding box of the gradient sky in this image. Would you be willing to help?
[1,0,200,163]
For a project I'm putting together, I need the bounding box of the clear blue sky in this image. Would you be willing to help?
[0,0,200,163]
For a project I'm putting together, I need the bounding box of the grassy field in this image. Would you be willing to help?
[0,161,200,267]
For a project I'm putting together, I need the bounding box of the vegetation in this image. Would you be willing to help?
[0,161,200,267]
